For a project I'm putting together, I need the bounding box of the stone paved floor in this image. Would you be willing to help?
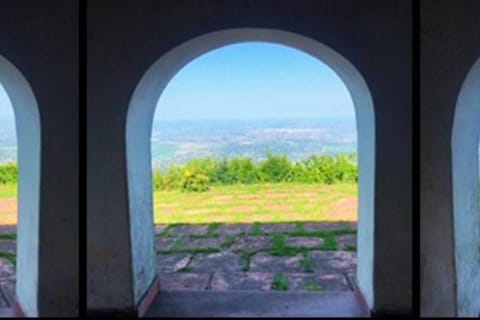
[0,226,16,309]
[0,222,357,308]
[156,222,357,292]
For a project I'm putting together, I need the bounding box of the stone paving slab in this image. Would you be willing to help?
[0,280,14,306]
[230,236,272,252]
[210,272,274,291]
[0,259,14,279]
[250,252,304,273]
[285,273,351,291]
[336,235,356,250]
[157,253,191,273]
[304,222,356,231]
[188,252,243,273]
[154,224,167,234]
[0,241,15,254]
[155,237,178,249]
[0,227,16,234]
[158,273,210,291]
[180,237,224,249]
[260,223,296,234]
[308,251,356,274]
[168,225,208,237]
[216,224,251,236]
[285,237,324,248]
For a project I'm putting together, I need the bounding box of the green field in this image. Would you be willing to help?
[154,182,357,224]
[0,184,16,198]
[0,182,358,225]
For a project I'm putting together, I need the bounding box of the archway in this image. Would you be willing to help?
[126,28,375,309]
[451,56,480,316]
[0,55,41,316]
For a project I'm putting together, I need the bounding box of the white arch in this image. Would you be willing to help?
[126,28,375,307]
[0,55,41,316]
[451,57,480,317]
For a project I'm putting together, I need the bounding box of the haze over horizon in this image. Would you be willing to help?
[154,42,355,122]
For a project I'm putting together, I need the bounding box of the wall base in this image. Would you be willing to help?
[13,298,25,317]
[87,276,160,318]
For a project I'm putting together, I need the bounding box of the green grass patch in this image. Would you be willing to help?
[294,221,305,233]
[207,223,220,237]
[319,233,337,250]
[304,280,323,291]
[237,250,256,272]
[250,222,263,236]
[0,251,16,265]
[220,235,236,249]
[271,273,289,291]
[0,184,16,199]
[344,244,357,252]
[0,233,16,240]
[268,233,308,256]
[300,252,314,273]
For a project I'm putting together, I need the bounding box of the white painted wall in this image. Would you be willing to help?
[452,57,480,317]
[0,55,41,317]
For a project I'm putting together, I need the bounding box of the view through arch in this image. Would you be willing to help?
[0,55,41,316]
[126,28,375,309]
[151,42,359,294]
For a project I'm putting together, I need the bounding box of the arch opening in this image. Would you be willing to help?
[0,55,41,316]
[451,56,480,317]
[126,28,375,308]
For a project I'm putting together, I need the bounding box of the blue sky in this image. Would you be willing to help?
[154,42,354,121]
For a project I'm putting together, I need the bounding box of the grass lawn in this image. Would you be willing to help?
[0,182,358,225]
[154,182,357,225]
[0,184,16,199]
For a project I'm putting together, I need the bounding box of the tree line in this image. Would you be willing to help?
[152,153,358,192]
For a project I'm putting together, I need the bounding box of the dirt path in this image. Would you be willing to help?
[323,197,357,221]
[0,198,16,225]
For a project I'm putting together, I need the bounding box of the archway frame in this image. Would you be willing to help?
[0,55,41,316]
[451,56,480,317]
[126,28,376,308]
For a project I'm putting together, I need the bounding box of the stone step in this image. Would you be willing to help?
[145,290,368,317]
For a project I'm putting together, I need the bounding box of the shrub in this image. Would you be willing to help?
[152,152,358,191]
[180,164,210,192]
[0,163,17,185]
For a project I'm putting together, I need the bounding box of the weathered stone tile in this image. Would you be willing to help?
[156,253,191,273]
[210,272,274,291]
[230,236,272,252]
[0,226,16,234]
[0,241,16,254]
[155,237,177,249]
[336,235,357,250]
[216,224,251,236]
[249,252,304,273]
[0,280,15,306]
[0,259,14,278]
[181,237,223,249]
[154,224,167,234]
[286,272,351,292]
[303,222,357,232]
[189,252,243,273]
[308,251,357,274]
[158,273,210,290]
[261,223,295,234]
[168,225,208,237]
[285,237,323,248]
